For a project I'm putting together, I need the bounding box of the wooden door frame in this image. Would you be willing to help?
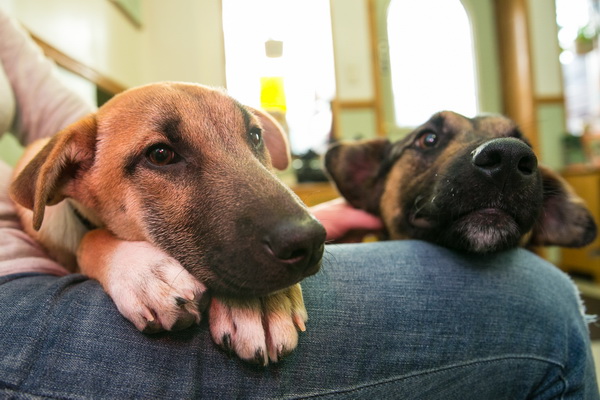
[493,0,540,151]
[331,0,386,140]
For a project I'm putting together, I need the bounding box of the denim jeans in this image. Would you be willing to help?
[0,241,597,399]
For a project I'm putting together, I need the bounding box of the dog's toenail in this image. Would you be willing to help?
[175,296,188,306]
[171,313,196,331]
[221,334,233,355]
[278,344,292,361]
[142,320,162,334]
[254,348,267,366]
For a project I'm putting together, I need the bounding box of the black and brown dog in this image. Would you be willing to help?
[325,111,596,253]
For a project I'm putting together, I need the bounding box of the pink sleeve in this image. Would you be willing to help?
[0,160,68,276]
[0,9,93,145]
[0,9,86,276]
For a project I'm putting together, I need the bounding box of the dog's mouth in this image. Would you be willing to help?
[455,207,515,225]
[200,242,324,297]
[409,212,434,229]
[209,258,322,297]
[408,205,528,252]
[409,207,516,229]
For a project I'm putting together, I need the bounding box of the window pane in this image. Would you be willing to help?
[387,0,478,127]
[222,0,335,155]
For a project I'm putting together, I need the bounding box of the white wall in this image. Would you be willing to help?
[0,0,142,87]
[140,0,226,87]
[0,0,226,88]
[330,0,373,101]
[0,0,227,165]
[461,0,503,115]
[526,0,566,169]
[528,0,563,99]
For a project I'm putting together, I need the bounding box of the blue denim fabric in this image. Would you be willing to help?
[0,241,597,399]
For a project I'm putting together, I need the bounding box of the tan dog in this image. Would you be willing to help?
[325,111,596,252]
[10,82,326,365]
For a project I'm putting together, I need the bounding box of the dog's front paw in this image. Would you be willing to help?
[209,284,307,366]
[80,235,210,333]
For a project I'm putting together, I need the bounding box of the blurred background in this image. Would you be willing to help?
[2,0,600,285]
[4,0,600,385]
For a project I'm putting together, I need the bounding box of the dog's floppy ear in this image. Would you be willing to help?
[324,138,391,214]
[248,107,290,171]
[529,165,597,247]
[10,115,97,231]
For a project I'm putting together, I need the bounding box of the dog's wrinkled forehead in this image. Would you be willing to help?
[91,83,266,173]
[99,83,252,137]
[429,111,522,139]
[470,113,523,140]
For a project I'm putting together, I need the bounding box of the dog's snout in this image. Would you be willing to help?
[264,217,326,274]
[472,138,537,185]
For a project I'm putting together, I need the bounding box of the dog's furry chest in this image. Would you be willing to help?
[18,199,92,271]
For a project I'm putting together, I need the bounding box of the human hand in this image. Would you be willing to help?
[310,197,383,241]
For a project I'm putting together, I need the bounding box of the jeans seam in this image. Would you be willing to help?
[287,354,565,399]
[1,354,567,399]
[558,372,568,400]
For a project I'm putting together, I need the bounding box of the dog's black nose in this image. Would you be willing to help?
[264,217,326,274]
[472,138,537,186]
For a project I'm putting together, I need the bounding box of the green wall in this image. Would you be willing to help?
[0,135,23,166]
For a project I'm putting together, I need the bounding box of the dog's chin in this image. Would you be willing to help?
[411,208,523,253]
[207,260,322,298]
[449,208,522,253]
[210,278,300,298]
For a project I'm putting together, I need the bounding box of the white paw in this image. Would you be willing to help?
[209,284,308,365]
[104,241,209,333]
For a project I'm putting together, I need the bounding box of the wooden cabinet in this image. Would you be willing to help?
[561,168,600,281]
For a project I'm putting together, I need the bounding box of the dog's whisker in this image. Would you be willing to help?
[433,172,452,180]
[412,195,431,217]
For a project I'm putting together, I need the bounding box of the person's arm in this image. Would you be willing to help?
[310,197,383,241]
[0,10,92,277]
[0,160,68,276]
[0,8,93,145]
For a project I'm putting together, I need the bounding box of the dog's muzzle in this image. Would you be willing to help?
[471,138,538,187]
[263,216,326,277]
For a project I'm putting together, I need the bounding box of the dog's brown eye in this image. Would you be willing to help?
[147,145,177,166]
[417,132,438,149]
[249,128,262,147]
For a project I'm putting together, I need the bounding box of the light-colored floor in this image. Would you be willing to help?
[592,342,600,388]
[576,279,600,388]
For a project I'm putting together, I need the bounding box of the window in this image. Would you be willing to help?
[556,0,597,135]
[387,0,478,127]
[222,0,335,155]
